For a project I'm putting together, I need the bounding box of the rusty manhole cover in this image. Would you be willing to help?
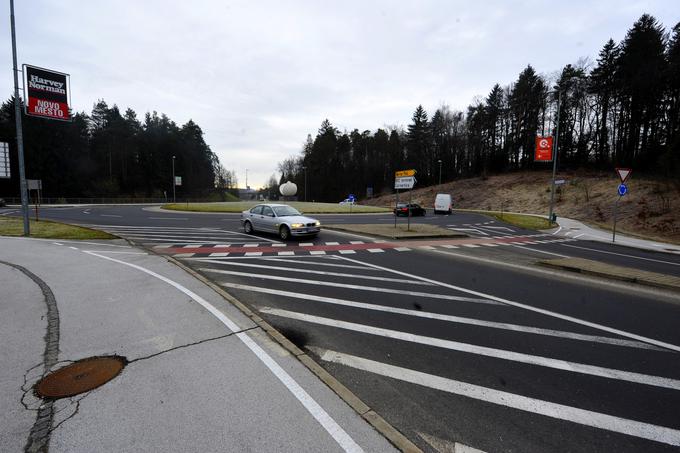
[35,356,126,399]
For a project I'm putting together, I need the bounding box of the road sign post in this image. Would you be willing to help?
[612,175,630,242]
[394,169,416,230]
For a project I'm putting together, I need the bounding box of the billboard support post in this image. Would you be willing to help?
[10,0,30,235]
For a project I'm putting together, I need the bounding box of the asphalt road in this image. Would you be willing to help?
[6,204,680,453]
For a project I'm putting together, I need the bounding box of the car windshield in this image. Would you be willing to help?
[272,206,301,217]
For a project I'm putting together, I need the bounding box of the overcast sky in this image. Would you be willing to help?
[3,1,678,188]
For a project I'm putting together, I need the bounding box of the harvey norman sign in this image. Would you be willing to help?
[24,65,71,121]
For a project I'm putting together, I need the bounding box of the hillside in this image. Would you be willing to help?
[364,171,680,244]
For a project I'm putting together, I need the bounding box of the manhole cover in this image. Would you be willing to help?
[35,356,126,399]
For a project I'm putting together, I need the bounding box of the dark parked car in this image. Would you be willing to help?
[0,198,6,207]
[393,203,426,217]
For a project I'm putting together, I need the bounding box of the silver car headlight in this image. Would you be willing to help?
[291,223,304,228]
[314,221,321,226]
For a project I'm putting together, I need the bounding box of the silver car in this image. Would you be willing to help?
[241,204,321,240]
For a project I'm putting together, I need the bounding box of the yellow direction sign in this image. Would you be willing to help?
[395,169,416,177]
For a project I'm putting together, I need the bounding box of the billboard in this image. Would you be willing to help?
[0,142,9,178]
[535,136,553,162]
[24,65,71,121]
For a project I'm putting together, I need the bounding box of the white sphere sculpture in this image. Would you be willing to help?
[279,181,298,197]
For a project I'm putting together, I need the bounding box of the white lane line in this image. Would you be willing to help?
[336,256,680,353]
[454,228,489,236]
[349,241,365,244]
[222,284,657,350]
[394,247,411,252]
[205,269,500,305]
[325,242,340,245]
[265,309,680,391]
[481,243,498,247]
[244,252,263,257]
[560,244,680,267]
[574,234,585,239]
[462,244,480,248]
[310,251,327,255]
[81,251,362,453]
[209,252,230,257]
[192,260,433,285]
[259,258,378,270]
[320,350,680,448]
[510,245,571,258]
[418,246,436,250]
[85,251,148,255]
[100,214,122,218]
[277,251,295,256]
[552,226,563,235]
[243,243,259,247]
[367,249,384,253]
[184,244,204,248]
[299,243,314,247]
[441,245,459,249]
[338,250,356,255]
[483,226,514,232]
[271,243,287,247]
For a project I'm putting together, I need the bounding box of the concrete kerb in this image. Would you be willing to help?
[156,251,422,453]
[537,257,680,293]
[325,225,468,241]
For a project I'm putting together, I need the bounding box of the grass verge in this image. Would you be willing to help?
[325,223,467,239]
[455,209,554,230]
[162,201,390,214]
[0,216,116,240]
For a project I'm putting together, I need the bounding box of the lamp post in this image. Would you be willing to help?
[172,155,176,202]
[548,89,562,225]
[438,159,442,185]
[302,166,307,202]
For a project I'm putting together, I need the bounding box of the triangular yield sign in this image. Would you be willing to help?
[616,168,632,183]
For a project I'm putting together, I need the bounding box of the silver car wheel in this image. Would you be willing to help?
[279,225,290,240]
[244,221,253,234]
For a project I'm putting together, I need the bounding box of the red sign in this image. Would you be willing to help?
[535,136,553,162]
[615,168,632,183]
[24,65,71,121]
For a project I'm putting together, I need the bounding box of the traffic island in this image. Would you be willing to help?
[537,257,680,292]
[0,216,116,240]
[324,223,468,240]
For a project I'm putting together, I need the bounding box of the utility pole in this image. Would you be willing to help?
[548,89,561,225]
[10,0,30,235]
[172,155,176,202]
[245,169,248,188]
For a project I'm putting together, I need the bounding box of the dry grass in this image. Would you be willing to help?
[365,171,680,242]
[0,216,116,240]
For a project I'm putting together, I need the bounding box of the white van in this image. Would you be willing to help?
[434,193,452,214]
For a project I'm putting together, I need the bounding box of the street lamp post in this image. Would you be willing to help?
[172,155,176,202]
[302,166,307,202]
[438,159,442,185]
[548,89,562,225]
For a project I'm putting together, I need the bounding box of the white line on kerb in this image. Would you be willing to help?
[81,251,362,453]
[336,256,680,353]
[319,349,680,447]
[221,283,657,350]
[560,243,680,267]
[265,308,680,391]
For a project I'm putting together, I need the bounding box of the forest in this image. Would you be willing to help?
[0,98,235,200]
[275,15,680,203]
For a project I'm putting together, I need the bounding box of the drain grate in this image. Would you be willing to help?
[35,356,126,399]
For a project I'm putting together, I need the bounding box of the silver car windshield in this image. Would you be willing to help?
[272,206,301,217]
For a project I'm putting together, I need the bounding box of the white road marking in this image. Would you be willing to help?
[349,241,365,244]
[339,250,356,255]
[310,251,327,255]
[394,247,411,252]
[481,243,498,247]
[205,269,500,305]
[453,228,488,236]
[441,244,459,249]
[510,245,571,258]
[244,243,259,247]
[209,252,230,257]
[148,217,188,220]
[418,246,436,250]
[319,350,680,447]
[244,252,263,257]
[184,244,203,248]
[574,233,585,239]
[367,248,384,253]
[299,243,314,247]
[462,244,480,248]
[336,256,680,353]
[325,242,340,245]
[483,226,514,232]
[277,251,295,256]
[222,284,656,350]
[560,244,680,267]
[271,243,287,247]
[173,253,195,258]
[100,214,122,218]
[259,258,377,270]
[81,251,363,453]
[265,309,680,390]
[86,251,148,255]
[192,260,433,285]
[552,226,563,235]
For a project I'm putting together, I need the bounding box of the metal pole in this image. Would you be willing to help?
[304,167,307,202]
[10,0,29,235]
[548,89,561,225]
[438,160,442,185]
[394,189,398,229]
[612,195,620,243]
[172,156,176,202]
[407,189,412,231]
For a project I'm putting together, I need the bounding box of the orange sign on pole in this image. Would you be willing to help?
[535,136,553,162]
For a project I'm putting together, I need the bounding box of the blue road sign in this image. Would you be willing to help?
[348,194,355,201]
[618,183,628,196]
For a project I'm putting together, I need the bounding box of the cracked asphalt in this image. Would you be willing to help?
[0,236,396,453]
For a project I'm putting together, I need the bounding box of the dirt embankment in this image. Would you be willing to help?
[364,171,680,244]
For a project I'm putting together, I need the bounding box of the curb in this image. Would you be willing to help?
[537,258,680,293]
[325,225,468,241]
[161,252,422,453]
